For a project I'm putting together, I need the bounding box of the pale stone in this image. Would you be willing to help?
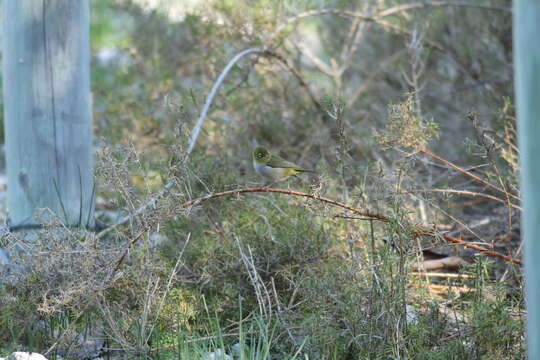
[7,352,48,360]
[203,349,232,360]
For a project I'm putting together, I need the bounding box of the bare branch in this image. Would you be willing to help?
[270,2,510,43]
[270,9,377,43]
[176,187,387,221]
[419,148,521,202]
[263,50,324,112]
[410,188,522,211]
[186,47,266,155]
[102,187,522,269]
[378,1,511,17]
[96,178,177,239]
[442,233,520,265]
[349,50,405,105]
[294,41,335,76]
[185,48,324,156]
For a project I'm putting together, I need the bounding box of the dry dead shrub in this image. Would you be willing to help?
[2,212,119,316]
[377,93,439,151]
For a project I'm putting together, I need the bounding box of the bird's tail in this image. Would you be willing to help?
[298,168,317,174]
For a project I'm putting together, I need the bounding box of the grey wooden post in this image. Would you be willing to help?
[2,1,94,228]
[514,1,540,357]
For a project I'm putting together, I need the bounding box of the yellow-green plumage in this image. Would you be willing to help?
[252,147,314,181]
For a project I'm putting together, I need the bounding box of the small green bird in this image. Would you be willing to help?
[252,146,315,182]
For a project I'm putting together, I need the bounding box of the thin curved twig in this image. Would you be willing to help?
[175,187,387,220]
[186,48,324,155]
[410,188,522,211]
[269,9,376,43]
[263,51,324,112]
[269,2,510,42]
[377,1,511,17]
[105,187,522,272]
[441,233,520,265]
[270,8,446,53]
[419,148,521,201]
[186,47,266,155]
[96,179,177,239]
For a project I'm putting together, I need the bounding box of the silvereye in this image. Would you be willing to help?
[252,147,315,182]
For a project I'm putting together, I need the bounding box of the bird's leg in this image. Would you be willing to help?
[288,175,302,190]
[286,177,299,190]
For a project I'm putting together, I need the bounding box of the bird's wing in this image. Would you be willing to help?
[267,154,302,169]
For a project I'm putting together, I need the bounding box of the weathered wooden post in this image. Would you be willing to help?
[514,1,540,357]
[2,1,94,228]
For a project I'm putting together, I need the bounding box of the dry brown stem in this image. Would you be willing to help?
[418,148,521,202]
[410,188,522,211]
[263,50,324,112]
[106,187,522,279]
[270,2,510,43]
[378,1,511,17]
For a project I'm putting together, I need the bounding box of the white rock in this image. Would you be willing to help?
[149,233,169,248]
[406,304,418,324]
[230,342,241,356]
[0,248,9,266]
[7,352,48,360]
[203,349,231,360]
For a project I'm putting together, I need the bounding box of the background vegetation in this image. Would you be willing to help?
[0,0,523,359]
